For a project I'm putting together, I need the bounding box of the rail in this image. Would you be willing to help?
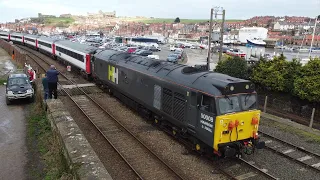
[259,130,320,173]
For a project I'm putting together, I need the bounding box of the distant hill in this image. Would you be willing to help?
[43,17,75,27]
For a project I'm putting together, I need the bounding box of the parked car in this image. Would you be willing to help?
[147,55,160,59]
[4,73,34,105]
[136,50,153,56]
[148,46,159,52]
[174,50,183,59]
[127,47,137,53]
[170,45,176,51]
[133,49,143,54]
[167,54,179,63]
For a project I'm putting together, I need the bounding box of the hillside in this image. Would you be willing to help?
[43,17,75,27]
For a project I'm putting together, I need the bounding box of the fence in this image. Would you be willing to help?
[258,94,320,130]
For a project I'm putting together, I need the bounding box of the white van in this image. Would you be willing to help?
[147,55,160,59]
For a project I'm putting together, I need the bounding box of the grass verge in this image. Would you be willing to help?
[0,78,6,85]
[26,94,73,179]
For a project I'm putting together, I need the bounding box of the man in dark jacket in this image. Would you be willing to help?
[46,65,59,99]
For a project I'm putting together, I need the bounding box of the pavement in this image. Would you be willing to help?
[0,48,27,180]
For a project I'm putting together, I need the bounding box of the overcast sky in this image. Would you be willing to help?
[0,0,319,22]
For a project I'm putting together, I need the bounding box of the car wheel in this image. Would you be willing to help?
[6,98,11,105]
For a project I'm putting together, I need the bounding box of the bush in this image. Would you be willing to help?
[251,55,301,93]
[214,56,249,79]
[293,58,320,102]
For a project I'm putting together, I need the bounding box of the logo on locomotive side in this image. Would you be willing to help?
[108,65,118,84]
[200,113,214,123]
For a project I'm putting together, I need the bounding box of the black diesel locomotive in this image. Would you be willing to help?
[92,50,265,157]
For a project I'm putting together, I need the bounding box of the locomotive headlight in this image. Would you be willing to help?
[250,83,255,89]
[245,84,249,89]
[230,86,234,91]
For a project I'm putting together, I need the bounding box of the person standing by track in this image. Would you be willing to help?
[42,74,49,100]
[46,65,59,99]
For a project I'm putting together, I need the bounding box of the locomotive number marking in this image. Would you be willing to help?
[200,113,214,133]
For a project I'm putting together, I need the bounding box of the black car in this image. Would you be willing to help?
[136,50,153,56]
[4,73,35,105]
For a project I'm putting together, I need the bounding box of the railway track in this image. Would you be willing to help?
[159,124,279,180]
[19,45,281,179]
[19,45,186,180]
[259,130,320,173]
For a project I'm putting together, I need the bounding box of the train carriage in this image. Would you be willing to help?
[93,50,265,157]
[0,31,10,41]
[24,34,39,49]
[10,33,24,44]
[54,40,98,75]
[37,36,59,57]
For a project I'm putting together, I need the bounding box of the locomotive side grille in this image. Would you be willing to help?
[162,88,173,115]
[173,92,186,122]
[153,85,162,110]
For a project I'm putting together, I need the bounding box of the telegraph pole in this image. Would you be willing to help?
[218,9,225,62]
[207,8,214,70]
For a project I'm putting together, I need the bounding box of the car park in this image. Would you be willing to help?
[4,73,34,105]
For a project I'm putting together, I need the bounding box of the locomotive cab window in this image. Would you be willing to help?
[200,94,215,114]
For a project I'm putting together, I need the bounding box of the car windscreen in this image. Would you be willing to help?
[8,77,30,86]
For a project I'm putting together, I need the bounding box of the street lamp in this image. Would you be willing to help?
[207,6,225,71]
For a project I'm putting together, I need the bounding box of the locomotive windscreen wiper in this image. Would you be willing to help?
[224,95,233,106]
[244,94,250,106]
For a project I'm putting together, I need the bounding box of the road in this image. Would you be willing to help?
[0,48,27,180]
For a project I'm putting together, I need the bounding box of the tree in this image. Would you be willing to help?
[214,56,249,79]
[293,58,320,102]
[174,17,180,23]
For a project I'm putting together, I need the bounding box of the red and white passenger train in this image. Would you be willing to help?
[0,31,98,77]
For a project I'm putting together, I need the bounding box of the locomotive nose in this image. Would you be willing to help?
[222,146,236,158]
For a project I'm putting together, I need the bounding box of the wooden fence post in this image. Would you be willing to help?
[263,96,268,113]
[309,108,315,128]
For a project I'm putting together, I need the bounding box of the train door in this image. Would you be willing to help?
[196,94,216,147]
[186,91,199,129]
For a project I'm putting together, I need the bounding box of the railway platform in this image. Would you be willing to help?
[46,99,113,180]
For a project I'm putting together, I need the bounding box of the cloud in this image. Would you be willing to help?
[0,0,81,16]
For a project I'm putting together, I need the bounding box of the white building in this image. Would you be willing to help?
[273,21,313,31]
[238,27,268,44]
